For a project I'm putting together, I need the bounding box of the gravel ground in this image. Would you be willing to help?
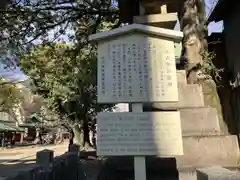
[0,144,104,180]
[0,143,69,178]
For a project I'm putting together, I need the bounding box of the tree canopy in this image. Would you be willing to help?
[0,0,120,148]
[0,78,23,112]
[0,0,119,60]
[19,42,113,148]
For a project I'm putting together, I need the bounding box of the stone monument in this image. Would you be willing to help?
[89,24,184,180]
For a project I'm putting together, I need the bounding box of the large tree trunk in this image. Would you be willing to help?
[83,120,92,149]
[69,129,74,144]
[71,121,93,151]
[180,0,207,83]
[180,0,225,132]
[72,124,83,149]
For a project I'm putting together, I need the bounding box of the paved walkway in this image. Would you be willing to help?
[0,143,68,178]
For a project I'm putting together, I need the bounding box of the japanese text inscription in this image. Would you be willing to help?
[97,112,183,156]
[97,34,178,103]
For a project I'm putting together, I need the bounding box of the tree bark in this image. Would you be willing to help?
[71,121,93,151]
[180,0,207,83]
[83,120,92,149]
[180,0,224,131]
[69,129,74,143]
[72,124,83,148]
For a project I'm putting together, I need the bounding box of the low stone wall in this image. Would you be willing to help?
[5,146,86,180]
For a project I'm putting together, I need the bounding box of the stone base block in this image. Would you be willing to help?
[196,166,240,180]
[98,156,240,180]
[179,169,197,180]
[177,167,240,180]
[177,70,187,85]
[180,108,221,136]
[36,149,54,167]
[176,136,239,169]
[133,13,178,29]
[144,84,204,110]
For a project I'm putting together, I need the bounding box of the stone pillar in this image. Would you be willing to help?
[36,149,54,167]
[197,166,240,180]
[20,132,24,143]
[69,144,80,152]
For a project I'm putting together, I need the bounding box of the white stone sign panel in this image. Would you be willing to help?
[114,103,129,112]
[97,34,178,103]
[97,112,183,156]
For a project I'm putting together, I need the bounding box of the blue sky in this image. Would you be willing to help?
[174,0,223,34]
[0,0,222,82]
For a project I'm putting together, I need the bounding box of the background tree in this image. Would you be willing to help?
[0,0,119,149]
[0,78,23,112]
[19,43,113,149]
[0,0,119,60]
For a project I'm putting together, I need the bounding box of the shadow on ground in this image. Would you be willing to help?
[80,150,97,159]
[78,151,179,180]
[96,156,180,180]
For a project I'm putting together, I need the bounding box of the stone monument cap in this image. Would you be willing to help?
[89,24,183,42]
